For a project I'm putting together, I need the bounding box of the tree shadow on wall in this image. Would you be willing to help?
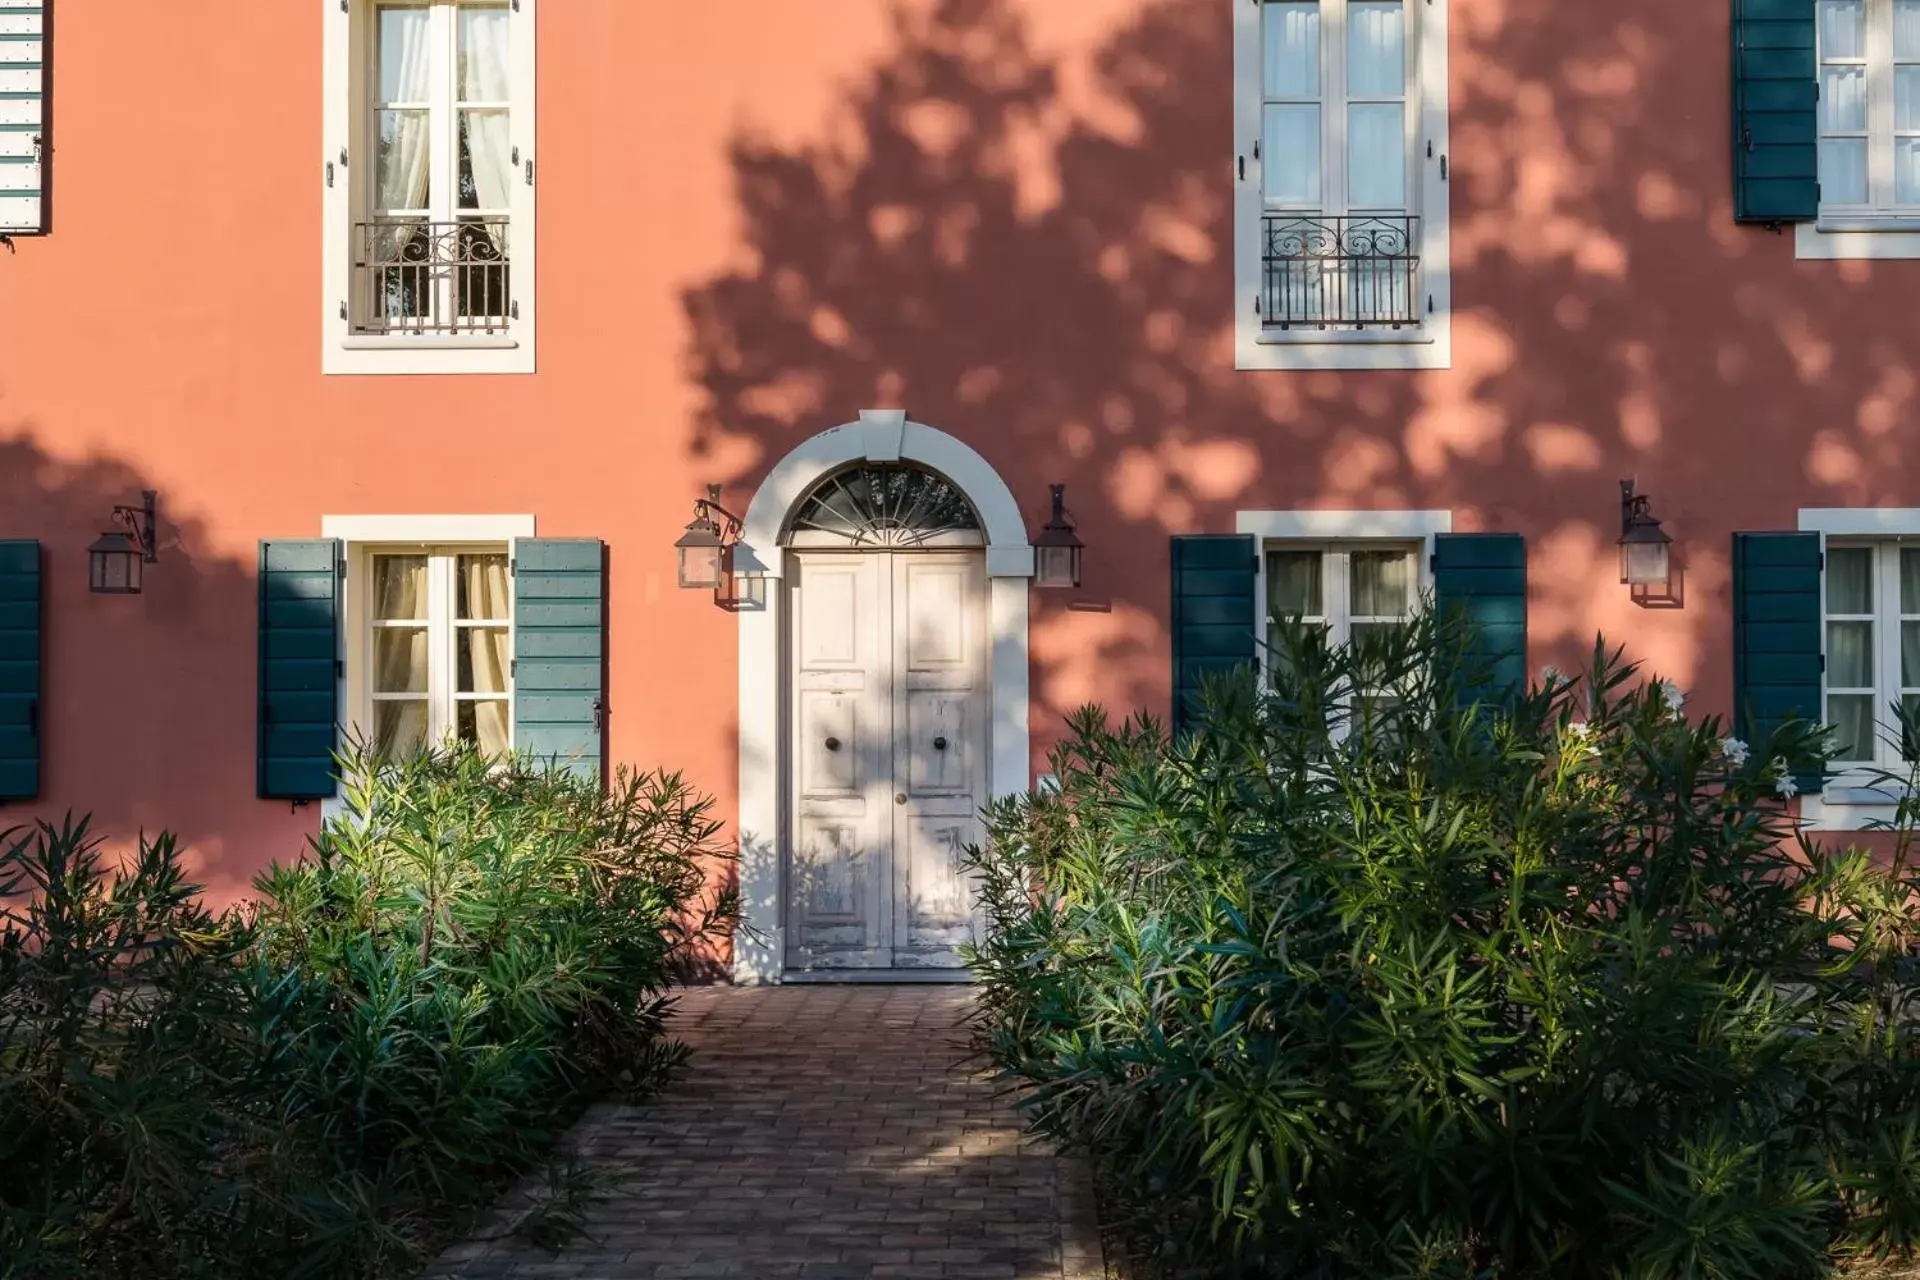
[0,428,287,906]
[681,0,1904,726]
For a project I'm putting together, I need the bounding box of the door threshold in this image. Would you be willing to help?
[780,969,976,984]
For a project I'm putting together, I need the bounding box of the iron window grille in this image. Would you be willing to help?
[1261,214,1421,329]
[352,217,511,336]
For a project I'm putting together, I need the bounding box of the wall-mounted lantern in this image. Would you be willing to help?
[674,484,743,601]
[1618,479,1673,606]
[88,490,158,595]
[1032,484,1084,590]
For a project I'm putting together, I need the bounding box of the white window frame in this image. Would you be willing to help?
[1798,0,1920,258]
[1798,509,1920,826]
[320,514,534,821]
[1233,0,1451,370]
[1237,509,1450,683]
[321,0,537,375]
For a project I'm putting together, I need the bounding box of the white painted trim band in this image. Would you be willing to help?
[1236,509,1453,540]
[1798,508,1920,536]
[321,514,537,542]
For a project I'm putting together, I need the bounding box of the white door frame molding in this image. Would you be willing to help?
[734,410,1034,984]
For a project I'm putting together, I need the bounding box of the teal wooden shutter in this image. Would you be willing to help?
[0,2,45,234]
[1733,0,1819,224]
[512,538,606,777]
[1732,532,1823,786]
[1432,533,1527,702]
[258,540,341,801]
[1170,534,1257,733]
[0,540,41,800]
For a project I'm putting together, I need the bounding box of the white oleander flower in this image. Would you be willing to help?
[1718,736,1750,768]
[1539,665,1563,684]
[1656,679,1686,713]
[1776,774,1800,800]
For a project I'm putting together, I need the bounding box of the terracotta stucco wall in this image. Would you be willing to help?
[0,0,1907,899]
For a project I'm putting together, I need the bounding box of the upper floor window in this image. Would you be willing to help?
[1816,0,1920,219]
[1233,0,1451,371]
[323,0,536,375]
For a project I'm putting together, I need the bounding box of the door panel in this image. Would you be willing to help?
[788,554,890,969]
[891,553,986,968]
[786,549,986,974]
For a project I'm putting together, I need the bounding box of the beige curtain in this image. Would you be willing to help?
[459,5,514,254]
[463,555,512,756]
[373,555,429,756]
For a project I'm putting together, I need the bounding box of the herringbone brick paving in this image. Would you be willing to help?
[433,985,1103,1280]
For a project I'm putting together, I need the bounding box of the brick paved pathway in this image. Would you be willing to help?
[433,985,1103,1280]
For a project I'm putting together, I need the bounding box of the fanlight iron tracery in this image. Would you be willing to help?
[787,464,982,548]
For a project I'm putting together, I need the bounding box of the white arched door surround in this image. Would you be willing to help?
[734,410,1034,984]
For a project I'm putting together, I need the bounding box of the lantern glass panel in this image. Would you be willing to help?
[89,534,142,595]
[1623,539,1669,587]
[1036,543,1080,589]
[677,542,724,591]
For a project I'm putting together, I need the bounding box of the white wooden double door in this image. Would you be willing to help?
[786,550,987,972]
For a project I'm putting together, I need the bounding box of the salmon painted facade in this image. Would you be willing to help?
[0,0,1910,978]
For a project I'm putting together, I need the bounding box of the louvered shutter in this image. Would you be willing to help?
[1170,534,1258,733]
[0,1,44,234]
[0,539,40,800]
[258,539,342,800]
[1733,0,1820,224]
[512,538,606,778]
[1432,533,1528,703]
[1732,532,1824,788]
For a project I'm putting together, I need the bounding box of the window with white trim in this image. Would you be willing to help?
[1816,0,1920,222]
[363,548,513,755]
[322,0,535,375]
[1262,542,1419,728]
[1234,0,1450,370]
[1822,541,1920,768]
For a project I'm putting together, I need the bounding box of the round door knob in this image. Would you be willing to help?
[895,792,908,805]
[933,736,949,751]
[824,736,841,752]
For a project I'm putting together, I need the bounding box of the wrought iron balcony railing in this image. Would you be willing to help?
[353,218,512,336]
[1260,214,1421,329]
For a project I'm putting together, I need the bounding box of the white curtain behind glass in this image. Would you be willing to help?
[1819,0,1868,204]
[376,7,433,216]
[1346,2,1405,209]
[373,556,430,757]
[460,6,513,253]
[462,554,512,757]
[1262,3,1321,206]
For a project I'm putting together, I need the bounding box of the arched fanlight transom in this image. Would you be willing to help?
[786,464,982,548]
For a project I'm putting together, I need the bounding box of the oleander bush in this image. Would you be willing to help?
[969,614,1920,1279]
[0,742,734,1279]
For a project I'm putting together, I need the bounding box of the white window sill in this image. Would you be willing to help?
[324,334,534,376]
[1801,776,1914,830]
[1795,218,1920,259]
[1237,316,1451,371]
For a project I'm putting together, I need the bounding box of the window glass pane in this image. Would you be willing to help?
[1263,2,1319,96]
[1347,103,1406,208]
[1819,0,1865,58]
[1899,139,1920,204]
[1267,550,1322,618]
[1828,546,1873,612]
[458,627,511,694]
[1904,620,1920,687]
[1350,620,1406,649]
[1347,2,1405,96]
[1902,548,1920,612]
[1897,0,1920,60]
[1905,693,1920,759]
[377,5,432,101]
[458,4,511,100]
[374,628,429,693]
[458,700,512,755]
[373,555,428,620]
[1351,550,1411,616]
[377,109,432,212]
[1898,67,1920,131]
[1820,139,1869,204]
[1827,693,1874,761]
[1829,619,1874,687]
[1262,104,1322,204]
[456,553,511,619]
[375,699,429,756]
[1821,66,1867,132]
[460,110,514,211]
